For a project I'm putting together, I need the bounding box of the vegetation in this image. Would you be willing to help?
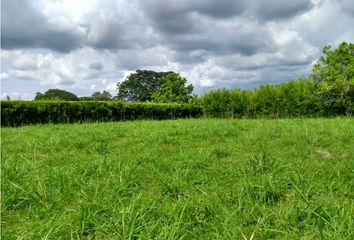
[152,72,194,103]
[311,42,354,115]
[116,70,194,103]
[0,101,202,127]
[116,70,173,102]
[91,90,112,101]
[78,96,94,101]
[2,118,353,239]
[199,78,320,118]
[1,42,353,239]
[35,89,79,101]
[79,91,113,101]
[21,42,352,118]
[1,43,353,127]
[200,42,354,117]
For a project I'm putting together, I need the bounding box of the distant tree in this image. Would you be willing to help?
[151,73,193,103]
[311,42,354,114]
[5,95,11,101]
[35,89,78,101]
[116,70,172,102]
[91,91,112,101]
[78,96,93,101]
[35,92,44,99]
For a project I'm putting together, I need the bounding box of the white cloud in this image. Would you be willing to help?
[1,91,30,100]
[1,0,353,99]
[1,48,123,99]
[0,72,10,79]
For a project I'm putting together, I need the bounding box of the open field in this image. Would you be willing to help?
[1,118,354,239]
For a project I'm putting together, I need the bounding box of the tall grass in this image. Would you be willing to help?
[2,118,354,239]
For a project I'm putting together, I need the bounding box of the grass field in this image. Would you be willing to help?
[1,118,354,239]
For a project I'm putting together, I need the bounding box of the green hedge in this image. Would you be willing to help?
[1,101,203,127]
[199,79,324,118]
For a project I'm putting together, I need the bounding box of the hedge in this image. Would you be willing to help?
[0,101,204,127]
[199,80,322,118]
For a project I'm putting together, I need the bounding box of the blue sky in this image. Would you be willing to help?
[1,0,354,100]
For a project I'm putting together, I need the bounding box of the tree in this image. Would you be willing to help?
[91,90,112,101]
[34,89,78,101]
[188,93,199,104]
[78,96,93,101]
[116,70,172,101]
[151,72,193,103]
[311,42,354,114]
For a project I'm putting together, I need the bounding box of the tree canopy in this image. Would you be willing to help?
[35,89,78,101]
[311,42,354,114]
[116,70,173,102]
[91,91,112,101]
[152,72,193,103]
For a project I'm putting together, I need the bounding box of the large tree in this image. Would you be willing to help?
[311,42,354,114]
[116,70,173,101]
[151,72,194,103]
[35,89,78,101]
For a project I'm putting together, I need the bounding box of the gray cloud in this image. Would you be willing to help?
[113,48,169,70]
[1,0,85,53]
[166,20,277,57]
[0,0,317,54]
[140,0,248,20]
[89,62,104,70]
[252,0,314,20]
[337,0,354,16]
[138,0,248,36]
[1,0,353,99]
[72,0,159,51]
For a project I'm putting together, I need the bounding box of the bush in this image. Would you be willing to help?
[35,89,79,101]
[0,101,203,127]
[199,79,323,118]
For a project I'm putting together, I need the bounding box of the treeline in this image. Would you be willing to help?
[199,42,353,117]
[199,78,320,118]
[1,101,203,127]
[34,89,113,101]
[1,42,353,126]
[199,79,352,117]
[199,80,353,118]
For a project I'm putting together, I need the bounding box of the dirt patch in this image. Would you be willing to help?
[315,149,332,158]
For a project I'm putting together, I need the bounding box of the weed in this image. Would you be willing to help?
[1,118,353,239]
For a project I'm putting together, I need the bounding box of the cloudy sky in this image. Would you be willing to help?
[1,0,353,100]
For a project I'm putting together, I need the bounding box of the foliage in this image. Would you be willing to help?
[151,72,193,103]
[200,42,354,118]
[311,42,354,115]
[91,90,112,101]
[2,118,354,238]
[200,78,319,118]
[34,89,79,101]
[188,93,199,104]
[0,101,203,127]
[78,96,93,101]
[116,70,173,102]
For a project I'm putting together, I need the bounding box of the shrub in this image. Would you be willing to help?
[199,78,323,118]
[0,101,203,127]
[35,89,79,101]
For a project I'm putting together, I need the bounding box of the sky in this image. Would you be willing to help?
[1,0,354,100]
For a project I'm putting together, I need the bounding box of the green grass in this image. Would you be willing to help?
[1,118,354,239]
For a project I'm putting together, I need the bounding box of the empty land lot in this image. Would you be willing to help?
[1,118,354,239]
